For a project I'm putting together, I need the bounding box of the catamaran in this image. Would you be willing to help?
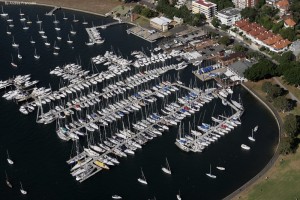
[20,182,27,195]
[206,164,216,179]
[5,171,12,188]
[248,129,255,142]
[161,157,171,175]
[137,168,147,185]
[241,144,250,150]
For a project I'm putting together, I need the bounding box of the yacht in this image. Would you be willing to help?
[206,164,216,179]
[137,168,147,185]
[241,144,250,150]
[112,195,122,199]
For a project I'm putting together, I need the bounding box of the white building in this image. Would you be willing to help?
[232,0,258,9]
[192,0,217,19]
[150,16,172,32]
[216,7,241,26]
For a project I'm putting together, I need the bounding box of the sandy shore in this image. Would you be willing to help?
[0,0,124,15]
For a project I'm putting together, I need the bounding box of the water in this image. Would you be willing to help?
[0,4,278,200]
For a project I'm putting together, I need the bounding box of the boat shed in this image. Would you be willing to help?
[150,16,172,32]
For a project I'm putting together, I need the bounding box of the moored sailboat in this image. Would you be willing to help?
[20,181,27,195]
[161,157,171,175]
[5,171,12,188]
[206,164,216,179]
[137,168,147,185]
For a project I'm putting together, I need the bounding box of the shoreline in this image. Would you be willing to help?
[223,82,282,200]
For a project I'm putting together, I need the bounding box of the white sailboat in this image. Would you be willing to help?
[10,55,17,68]
[161,157,172,175]
[206,164,216,179]
[20,182,27,195]
[137,168,147,185]
[70,24,76,35]
[36,14,42,24]
[17,49,22,60]
[44,38,50,46]
[12,36,19,48]
[1,6,8,17]
[7,150,14,165]
[53,14,59,24]
[30,36,36,44]
[67,34,73,44]
[34,48,40,60]
[82,17,88,25]
[73,14,78,22]
[5,171,12,188]
[248,129,255,142]
[216,166,225,171]
[112,195,122,199]
[63,12,68,20]
[241,144,250,150]
[176,190,182,200]
[254,125,258,132]
[6,27,11,35]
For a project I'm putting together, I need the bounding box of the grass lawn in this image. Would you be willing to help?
[134,16,150,27]
[246,149,300,200]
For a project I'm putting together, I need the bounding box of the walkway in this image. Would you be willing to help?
[273,77,300,104]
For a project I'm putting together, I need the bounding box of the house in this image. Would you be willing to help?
[232,0,259,9]
[216,7,241,26]
[192,0,217,19]
[284,18,296,28]
[276,0,289,15]
[218,52,246,66]
[150,16,172,32]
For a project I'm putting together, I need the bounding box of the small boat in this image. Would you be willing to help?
[1,5,8,17]
[70,24,76,35]
[53,14,59,24]
[10,55,17,68]
[30,36,35,44]
[36,14,42,24]
[248,129,255,142]
[20,182,27,195]
[161,157,171,175]
[241,144,250,150]
[112,195,122,199]
[6,27,11,35]
[216,166,225,171]
[7,150,14,165]
[5,171,12,188]
[17,49,22,60]
[63,12,68,20]
[206,164,216,179]
[12,36,19,48]
[137,168,147,185]
[176,190,182,200]
[67,34,73,44]
[82,17,88,25]
[254,125,258,132]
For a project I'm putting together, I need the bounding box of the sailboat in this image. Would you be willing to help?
[10,55,17,68]
[19,8,24,16]
[5,171,12,188]
[44,38,50,46]
[70,24,76,35]
[73,14,78,22]
[7,150,14,165]
[36,14,42,24]
[137,168,147,185]
[12,36,19,48]
[17,49,22,60]
[20,182,27,195]
[216,166,225,171]
[161,157,171,175]
[82,17,88,25]
[6,27,11,35]
[34,48,40,60]
[38,23,45,35]
[112,195,122,199]
[254,125,258,132]
[176,190,182,200]
[248,129,255,142]
[1,5,8,17]
[53,14,59,24]
[67,34,73,44]
[26,17,32,24]
[30,36,36,44]
[206,164,216,179]
[63,12,68,20]
[54,41,60,50]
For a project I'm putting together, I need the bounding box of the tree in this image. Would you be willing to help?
[277,51,296,64]
[261,82,273,94]
[244,59,276,81]
[233,44,247,52]
[241,7,257,22]
[271,21,284,34]
[279,137,293,154]
[218,36,231,46]
[283,67,300,86]
[268,84,283,99]
[133,5,144,14]
[283,114,299,138]
[211,17,220,28]
[279,28,297,41]
[273,96,290,112]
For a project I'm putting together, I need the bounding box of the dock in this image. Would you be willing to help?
[45,7,61,16]
[126,26,165,43]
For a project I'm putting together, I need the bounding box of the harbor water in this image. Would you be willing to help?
[0,4,278,200]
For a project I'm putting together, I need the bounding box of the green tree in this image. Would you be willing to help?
[233,44,247,52]
[211,17,220,28]
[283,114,299,138]
[261,82,273,94]
[283,67,300,86]
[244,59,275,81]
[279,137,293,154]
[133,5,144,14]
[241,7,257,22]
[268,84,283,99]
[273,96,290,112]
[218,36,231,46]
[272,21,284,34]
[279,28,297,41]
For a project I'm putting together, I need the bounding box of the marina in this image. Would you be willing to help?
[0,4,279,200]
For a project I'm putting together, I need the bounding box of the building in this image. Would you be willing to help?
[232,0,258,9]
[284,18,296,28]
[216,7,241,26]
[225,60,254,81]
[218,52,246,66]
[276,0,289,15]
[150,16,172,32]
[192,0,217,19]
[235,19,292,52]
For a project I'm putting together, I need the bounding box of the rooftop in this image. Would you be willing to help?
[194,0,216,7]
[150,17,172,26]
[217,7,241,17]
[228,60,254,78]
[284,18,296,27]
[276,0,289,8]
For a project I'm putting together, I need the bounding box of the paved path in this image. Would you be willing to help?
[273,77,300,103]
